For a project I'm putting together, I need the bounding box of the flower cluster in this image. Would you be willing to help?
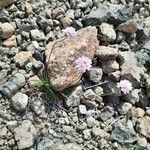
[75,56,92,72]
[117,79,133,94]
[64,27,76,38]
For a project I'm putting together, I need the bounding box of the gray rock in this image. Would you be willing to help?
[99,106,114,121]
[82,99,97,108]
[14,120,37,150]
[83,129,91,140]
[84,89,97,101]
[77,0,93,9]
[37,138,54,150]
[36,16,49,31]
[11,92,28,111]
[30,29,45,41]
[123,89,141,104]
[110,119,137,144]
[94,86,104,96]
[58,143,82,150]
[87,116,97,127]
[108,71,121,82]
[96,46,119,60]
[78,105,87,115]
[99,23,116,42]
[118,102,132,115]
[119,51,145,87]
[102,80,121,96]
[66,86,83,107]
[1,73,26,97]
[88,67,103,83]
[83,4,132,26]
[102,60,119,74]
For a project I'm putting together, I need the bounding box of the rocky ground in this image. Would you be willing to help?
[0,0,150,150]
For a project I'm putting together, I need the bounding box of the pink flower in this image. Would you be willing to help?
[75,56,92,72]
[64,27,76,38]
[117,79,133,94]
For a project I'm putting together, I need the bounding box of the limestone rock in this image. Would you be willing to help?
[45,26,99,91]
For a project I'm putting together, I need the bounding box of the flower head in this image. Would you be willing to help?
[64,27,76,38]
[117,79,133,94]
[75,56,92,72]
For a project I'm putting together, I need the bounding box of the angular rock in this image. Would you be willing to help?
[3,35,17,48]
[92,126,101,137]
[83,129,91,140]
[96,46,119,60]
[0,22,14,39]
[118,102,132,115]
[83,4,132,26]
[1,73,26,97]
[111,119,137,144]
[78,105,87,115]
[0,0,15,8]
[99,23,116,42]
[108,71,121,82]
[58,143,82,150]
[131,107,145,118]
[87,116,97,127]
[14,51,32,67]
[88,67,103,83]
[102,60,119,73]
[99,106,114,121]
[117,19,138,34]
[30,29,45,41]
[84,89,97,101]
[14,120,37,150]
[46,26,99,91]
[145,75,150,97]
[11,92,28,111]
[119,51,145,87]
[136,116,150,138]
[144,16,150,27]
[66,86,83,107]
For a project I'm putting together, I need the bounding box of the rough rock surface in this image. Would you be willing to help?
[46,26,99,91]
[0,0,15,8]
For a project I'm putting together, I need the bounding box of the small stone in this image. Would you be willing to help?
[145,75,150,97]
[145,108,150,117]
[137,136,147,148]
[87,116,97,127]
[28,76,40,88]
[118,102,132,115]
[131,107,145,118]
[11,92,28,111]
[58,143,81,150]
[92,126,101,136]
[52,7,65,18]
[88,67,103,83]
[99,23,116,42]
[0,22,14,39]
[3,35,17,48]
[83,129,91,140]
[94,86,104,96]
[108,71,121,82]
[30,29,45,41]
[78,105,87,115]
[136,116,150,138]
[99,106,114,121]
[25,3,33,15]
[117,19,138,34]
[66,86,83,107]
[111,119,137,144]
[14,51,32,67]
[14,120,37,150]
[96,46,119,60]
[84,89,96,101]
[0,127,8,138]
[102,60,119,73]
[144,17,150,27]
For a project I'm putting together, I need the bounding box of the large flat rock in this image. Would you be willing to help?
[45,26,99,91]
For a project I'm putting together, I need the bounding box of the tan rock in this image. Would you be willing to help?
[0,0,15,7]
[144,17,150,27]
[14,51,32,67]
[92,126,101,136]
[45,26,99,91]
[117,19,138,34]
[28,76,40,88]
[0,23,14,39]
[131,107,145,118]
[25,2,33,15]
[96,46,119,60]
[137,116,150,138]
[3,35,17,48]
[102,60,119,73]
[58,143,81,150]
[145,75,150,97]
